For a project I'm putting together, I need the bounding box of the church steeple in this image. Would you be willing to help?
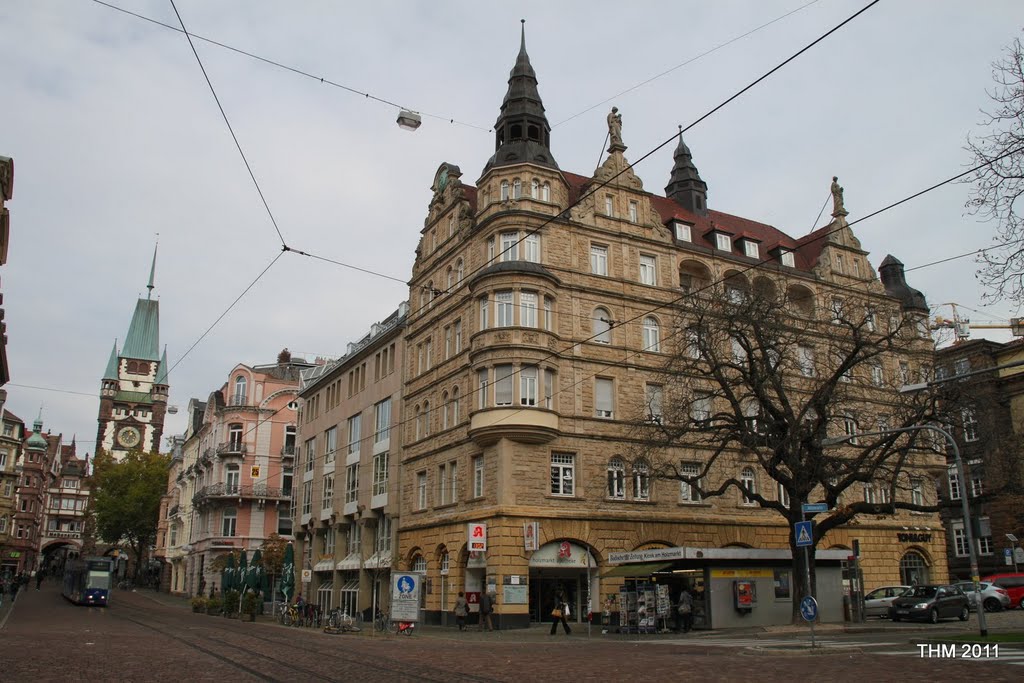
[147,243,157,299]
[103,340,119,382]
[665,127,708,215]
[483,20,558,173]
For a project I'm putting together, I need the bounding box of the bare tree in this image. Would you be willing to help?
[633,279,950,622]
[966,36,1024,304]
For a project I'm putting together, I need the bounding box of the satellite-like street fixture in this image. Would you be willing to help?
[396,110,422,131]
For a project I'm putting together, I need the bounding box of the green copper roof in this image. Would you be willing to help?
[115,390,153,404]
[122,298,160,361]
[26,418,47,450]
[103,340,119,381]
[155,346,169,385]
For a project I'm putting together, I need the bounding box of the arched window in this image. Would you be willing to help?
[607,457,625,499]
[422,401,431,437]
[642,316,660,352]
[541,183,551,202]
[413,555,427,573]
[446,267,454,291]
[593,308,612,344]
[633,460,650,501]
[233,376,247,406]
[427,281,435,308]
[500,180,509,201]
[451,386,460,423]
[448,214,455,237]
[415,406,423,440]
[512,178,522,199]
[740,467,757,505]
[441,391,450,430]
[900,550,930,586]
[456,259,464,284]
[531,178,539,198]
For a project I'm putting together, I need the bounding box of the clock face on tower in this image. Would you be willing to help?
[117,426,141,449]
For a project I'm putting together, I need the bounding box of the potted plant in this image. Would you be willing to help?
[223,589,240,618]
[206,596,222,615]
[242,591,259,622]
[190,596,207,613]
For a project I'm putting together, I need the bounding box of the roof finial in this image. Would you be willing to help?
[147,238,158,299]
[520,19,526,52]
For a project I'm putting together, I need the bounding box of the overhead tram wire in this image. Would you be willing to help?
[552,0,822,128]
[904,239,1024,273]
[92,0,490,132]
[168,0,287,249]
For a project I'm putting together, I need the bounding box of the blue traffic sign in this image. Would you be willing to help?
[801,503,829,514]
[794,520,813,547]
[800,596,818,622]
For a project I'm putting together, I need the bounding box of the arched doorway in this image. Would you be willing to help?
[528,540,598,624]
[900,550,930,586]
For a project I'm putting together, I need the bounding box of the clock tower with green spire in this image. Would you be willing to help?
[96,246,169,459]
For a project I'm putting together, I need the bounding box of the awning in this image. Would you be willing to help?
[364,552,392,570]
[338,579,360,592]
[336,553,360,571]
[600,562,674,578]
[313,560,334,572]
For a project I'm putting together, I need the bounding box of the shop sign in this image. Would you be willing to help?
[523,522,539,552]
[301,569,312,583]
[391,573,421,621]
[607,547,684,565]
[710,568,774,578]
[897,532,931,543]
[468,523,487,552]
[529,541,596,568]
[8,551,20,558]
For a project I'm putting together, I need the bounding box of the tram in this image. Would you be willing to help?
[63,556,114,606]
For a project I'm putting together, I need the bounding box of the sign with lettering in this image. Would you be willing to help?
[468,522,487,552]
[607,547,685,565]
[897,532,932,543]
[391,573,421,621]
[250,465,261,478]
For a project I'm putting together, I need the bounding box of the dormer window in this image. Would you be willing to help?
[674,222,692,242]
[743,241,759,259]
[780,250,795,267]
[715,233,732,252]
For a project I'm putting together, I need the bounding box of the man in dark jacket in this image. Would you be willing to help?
[479,590,494,631]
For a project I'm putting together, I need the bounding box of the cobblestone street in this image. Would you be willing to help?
[2,583,1023,682]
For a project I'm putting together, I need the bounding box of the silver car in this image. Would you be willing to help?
[953,581,1011,612]
[864,585,910,618]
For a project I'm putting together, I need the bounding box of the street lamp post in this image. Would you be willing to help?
[823,424,988,637]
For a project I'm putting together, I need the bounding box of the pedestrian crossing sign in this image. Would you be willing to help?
[795,521,813,547]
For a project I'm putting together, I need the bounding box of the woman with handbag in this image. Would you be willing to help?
[453,591,468,631]
[549,588,571,635]
[677,588,694,633]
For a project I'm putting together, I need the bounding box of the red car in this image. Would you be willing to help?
[981,573,1024,609]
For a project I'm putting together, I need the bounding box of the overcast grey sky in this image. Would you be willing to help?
[2,0,1021,454]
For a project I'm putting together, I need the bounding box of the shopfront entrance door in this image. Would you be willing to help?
[530,574,580,623]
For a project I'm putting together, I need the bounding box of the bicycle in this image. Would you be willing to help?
[374,609,390,633]
[279,602,300,627]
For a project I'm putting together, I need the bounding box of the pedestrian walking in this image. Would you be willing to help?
[9,576,20,602]
[549,589,571,635]
[677,588,694,633]
[479,589,494,631]
[36,568,45,590]
[453,591,468,631]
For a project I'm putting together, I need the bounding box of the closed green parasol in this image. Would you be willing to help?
[223,552,236,593]
[280,542,295,603]
[251,548,267,597]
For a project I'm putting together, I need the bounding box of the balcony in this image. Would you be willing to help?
[46,530,82,541]
[200,448,214,465]
[468,408,559,446]
[216,442,247,458]
[192,482,290,507]
[168,504,180,518]
[281,444,296,459]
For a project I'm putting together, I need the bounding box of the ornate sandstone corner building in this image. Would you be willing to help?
[391,27,943,630]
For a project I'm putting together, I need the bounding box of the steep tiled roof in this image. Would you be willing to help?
[3,409,24,424]
[122,298,160,361]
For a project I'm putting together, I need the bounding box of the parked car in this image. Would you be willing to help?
[953,581,1011,612]
[888,584,970,623]
[863,585,910,618]
[981,573,1024,610]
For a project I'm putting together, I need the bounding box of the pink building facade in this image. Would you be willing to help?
[172,352,312,596]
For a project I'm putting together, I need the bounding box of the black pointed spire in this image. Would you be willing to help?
[484,20,558,172]
[879,255,929,313]
[665,126,708,215]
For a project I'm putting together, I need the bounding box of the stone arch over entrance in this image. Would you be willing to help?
[899,548,931,586]
[528,539,599,625]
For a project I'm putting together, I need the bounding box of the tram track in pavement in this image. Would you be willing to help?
[113,599,495,683]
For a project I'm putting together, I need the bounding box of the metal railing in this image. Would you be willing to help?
[216,442,247,456]
[192,482,289,506]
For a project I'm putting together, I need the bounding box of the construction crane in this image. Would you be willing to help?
[931,303,1024,343]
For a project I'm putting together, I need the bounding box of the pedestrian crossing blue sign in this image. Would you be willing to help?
[795,521,813,547]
